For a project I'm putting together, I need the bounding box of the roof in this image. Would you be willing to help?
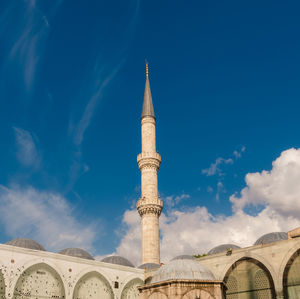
[59,248,94,260]
[5,238,46,251]
[254,232,288,245]
[101,255,134,268]
[138,263,160,270]
[171,255,196,261]
[152,259,215,283]
[207,244,241,255]
[141,66,155,119]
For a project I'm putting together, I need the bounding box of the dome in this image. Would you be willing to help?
[171,255,196,261]
[254,232,288,245]
[101,255,134,267]
[152,259,215,283]
[59,248,94,260]
[208,244,240,255]
[138,263,160,270]
[5,238,46,251]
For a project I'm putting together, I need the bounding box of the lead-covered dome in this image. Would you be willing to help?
[254,232,288,245]
[59,248,94,260]
[101,255,134,267]
[171,255,196,261]
[208,244,240,255]
[5,238,46,251]
[152,259,215,283]
[138,263,160,270]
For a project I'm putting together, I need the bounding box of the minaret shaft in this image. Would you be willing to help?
[137,65,163,265]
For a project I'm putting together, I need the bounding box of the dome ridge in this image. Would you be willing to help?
[5,238,46,251]
[59,248,94,260]
[101,255,134,268]
[152,259,214,283]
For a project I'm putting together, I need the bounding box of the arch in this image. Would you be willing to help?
[283,248,300,298]
[73,271,114,299]
[148,291,168,299]
[120,278,143,299]
[182,288,215,299]
[223,257,276,299]
[0,269,5,299]
[13,262,65,299]
[219,252,277,285]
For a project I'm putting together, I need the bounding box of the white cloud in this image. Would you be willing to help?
[116,210,141,266]
[13,127,41,169]
[117,148,300,265]
[164,193,190,208]
[230,148,300,217]
[202,157,233,176]
[0,185,96,252]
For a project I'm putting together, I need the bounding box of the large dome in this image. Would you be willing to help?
[171,254,196,261]
[101,255,134,267]
[59,248,94,260]
[254,232,288,245]
[5,238,46,251]
[208,244,240,255]
[152,259,215,283]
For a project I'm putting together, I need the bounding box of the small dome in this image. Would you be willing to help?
[171,255,196,261]
[59,248,94,260]
[138,263,160,270]
[101,255,134,267]
[5,238,46,251]
[208,244,240,255]
[152,259,215,283]
[254,232,288,245]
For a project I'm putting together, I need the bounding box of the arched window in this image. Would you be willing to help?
[224,258,275,299]
[73,271,114,299]
[13,263,65,299]
[283,249,300,298]
[121,278,143,299]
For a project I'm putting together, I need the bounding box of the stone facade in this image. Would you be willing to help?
[0,244,143,299]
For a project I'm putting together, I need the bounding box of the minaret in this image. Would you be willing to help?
[137,63,163,265]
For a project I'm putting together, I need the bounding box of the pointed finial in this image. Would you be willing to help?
[145,61,149,77]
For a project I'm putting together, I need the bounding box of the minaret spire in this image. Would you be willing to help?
[141,62,155,119]
[137,64,163,265]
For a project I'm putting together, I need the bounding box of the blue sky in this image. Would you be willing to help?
[1,0,300,264]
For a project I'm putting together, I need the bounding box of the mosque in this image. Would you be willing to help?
[1,65,300,299]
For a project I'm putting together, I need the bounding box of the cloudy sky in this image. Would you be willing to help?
[1,0,300,265]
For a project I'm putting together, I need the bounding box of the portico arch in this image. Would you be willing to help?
[73,271,114,299]
[0,270,4,299]
[224,257,276,299]
[283,248,300,298]
[13,263,65,299]
[121,278,143,299]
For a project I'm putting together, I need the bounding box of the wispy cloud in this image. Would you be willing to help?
[0,185,96,251]
[233,146,246,159]
[117,148,300,265]
[0,0,62,92]
[202,146,246,176]
[13,127,41,169]
[202,157,233,176]
[164,193,190,208]
[67,0,140,189]
[73,61,125,147]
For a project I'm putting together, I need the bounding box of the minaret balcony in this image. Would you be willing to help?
[137,197,163,216]
[137,152,161,170]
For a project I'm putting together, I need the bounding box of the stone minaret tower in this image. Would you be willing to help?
[137,63,163,265]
